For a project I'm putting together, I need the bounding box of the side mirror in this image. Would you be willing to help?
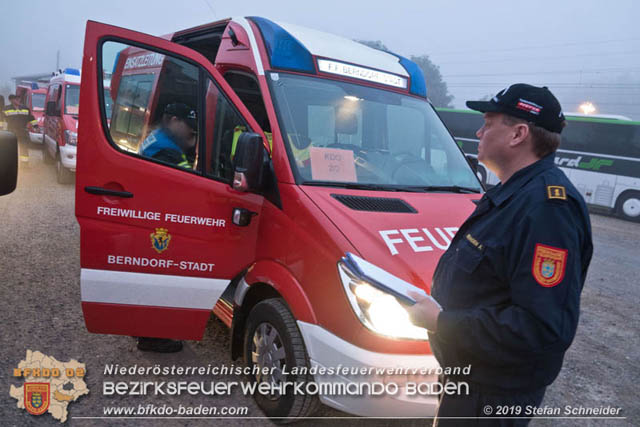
[466,155,479,173]
[0,131,18,196]
[46,101,59,116]
[232,132,266,192]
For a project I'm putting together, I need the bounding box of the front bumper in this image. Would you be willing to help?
[297,321,440,417]
[29,131,44,144]
[59,144,77,171]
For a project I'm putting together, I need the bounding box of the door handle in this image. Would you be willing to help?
[84,186,133,198]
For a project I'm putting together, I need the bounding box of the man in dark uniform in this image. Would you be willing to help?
[135,102,198,353]
[408,84,593,426]
[139,102,197,168]
[4,94,37,163]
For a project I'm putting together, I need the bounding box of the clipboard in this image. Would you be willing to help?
[341,252,438,307]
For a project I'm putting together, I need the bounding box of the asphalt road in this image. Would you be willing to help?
[1,153,638,426]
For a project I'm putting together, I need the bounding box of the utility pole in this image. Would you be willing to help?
[56,50,60,71]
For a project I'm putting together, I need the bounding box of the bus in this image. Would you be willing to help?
[437,108,640,222]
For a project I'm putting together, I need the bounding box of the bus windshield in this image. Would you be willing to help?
[269,73,481,191]
[65,84,80,115]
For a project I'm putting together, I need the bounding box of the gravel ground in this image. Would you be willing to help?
[1,152,638,426]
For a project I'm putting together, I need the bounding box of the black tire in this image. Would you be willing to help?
[56,153,74,185]
[43,137,54,165]
[243,298,319,422]
[616,191,640,222]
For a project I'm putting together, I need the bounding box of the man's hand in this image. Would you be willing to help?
[406,291,442,332]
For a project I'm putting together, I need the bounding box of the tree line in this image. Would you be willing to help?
[357,40,453,108]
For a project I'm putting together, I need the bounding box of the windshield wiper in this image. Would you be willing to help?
[402,185,482,194]
[301,181,481,193]
[301,181,403,191]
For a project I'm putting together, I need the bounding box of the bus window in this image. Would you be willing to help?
[563,120,640,158]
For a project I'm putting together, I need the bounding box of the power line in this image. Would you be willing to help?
[436,49,640,66]
[427,37,640,57]
[201,0,216,18]
[448,84,640,89]
[444,67,640,78]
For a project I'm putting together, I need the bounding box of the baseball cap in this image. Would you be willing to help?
[466,84,565,133]
[164,103,197,130]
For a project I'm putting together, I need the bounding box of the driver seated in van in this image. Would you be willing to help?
[139,103,197,169]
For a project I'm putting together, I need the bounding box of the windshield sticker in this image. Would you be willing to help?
[310,147,357,182]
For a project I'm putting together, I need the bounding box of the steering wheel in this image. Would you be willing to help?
[391,151,433,185]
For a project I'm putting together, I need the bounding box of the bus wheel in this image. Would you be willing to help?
[617,192,640,222]
[243,298,319,422]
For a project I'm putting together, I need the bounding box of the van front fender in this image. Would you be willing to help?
[242,260,317,324]
[229,260,317,360]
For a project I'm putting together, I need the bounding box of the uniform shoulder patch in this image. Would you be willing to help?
[531,243,568,287]
[546,185,566,200]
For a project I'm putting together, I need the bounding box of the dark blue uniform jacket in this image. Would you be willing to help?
[430,154,593,391]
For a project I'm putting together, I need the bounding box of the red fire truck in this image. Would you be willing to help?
[43,68,81,183]
[77,17,482,419]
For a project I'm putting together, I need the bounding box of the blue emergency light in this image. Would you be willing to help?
[248,17,316,74]
[395,55,427,98]
[63,68,81,76]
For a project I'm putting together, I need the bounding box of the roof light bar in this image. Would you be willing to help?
[317,59,407,89]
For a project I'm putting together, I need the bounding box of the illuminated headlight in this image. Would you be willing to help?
[338,261,429,340]
[65,130,78,146]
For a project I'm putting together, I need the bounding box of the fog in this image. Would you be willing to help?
[2,0,639,118]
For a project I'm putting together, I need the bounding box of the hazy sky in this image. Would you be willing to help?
[2,0,640,117]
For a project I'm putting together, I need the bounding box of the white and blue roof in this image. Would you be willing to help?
[242,17,427,98]
[50,68,81,84]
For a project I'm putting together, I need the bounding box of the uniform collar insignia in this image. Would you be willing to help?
[486,154,556,207]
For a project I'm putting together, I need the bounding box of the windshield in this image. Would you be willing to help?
[65,84,80,115]
[32,93,45,110]
[269,73,481,191]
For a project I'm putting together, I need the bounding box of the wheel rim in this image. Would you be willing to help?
[251,322,286,400]
[622,197,640,218]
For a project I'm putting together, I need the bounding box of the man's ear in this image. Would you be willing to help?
[509,123,530,148]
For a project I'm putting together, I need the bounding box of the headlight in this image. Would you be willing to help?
[338,260,429,341]
[65,130,77,146]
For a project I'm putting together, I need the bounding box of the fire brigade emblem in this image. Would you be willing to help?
[532,243,567,287]
[24,383,50,416]
[150,228,171,253]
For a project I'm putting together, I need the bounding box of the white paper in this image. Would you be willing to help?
[346,252,440,307]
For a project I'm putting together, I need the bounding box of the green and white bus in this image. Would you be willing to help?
[437,108,640,222]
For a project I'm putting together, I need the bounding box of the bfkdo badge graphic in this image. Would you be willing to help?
[532,243,568,287]
[10,350,89,423]
[24,383,50,415]
[151,227,171,253]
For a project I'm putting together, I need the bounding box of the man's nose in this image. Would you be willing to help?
[476,126,484,138]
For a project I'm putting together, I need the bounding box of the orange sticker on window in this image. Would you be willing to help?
[531,244,568,287]
[309,147,357,182]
